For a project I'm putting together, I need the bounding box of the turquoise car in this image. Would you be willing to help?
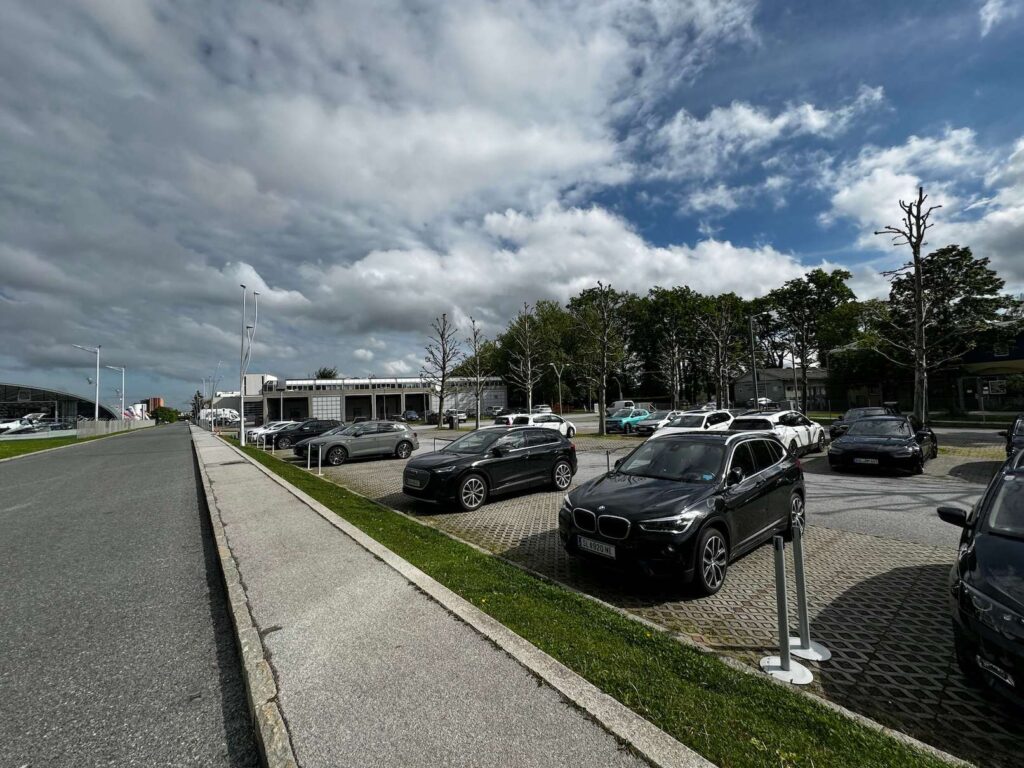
[606,408,650,434]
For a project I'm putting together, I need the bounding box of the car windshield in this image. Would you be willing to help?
[987,473,1024,537]
[1013,420,1024,436]
[731,418,772,430]
[612,409,632,418]
[617,440,724,483]
[844,408,888,420]
[847,419,911,437]
[321,425,349,436]
[648,411,670,420]
[667,415,704,428]
[441,430,502,454]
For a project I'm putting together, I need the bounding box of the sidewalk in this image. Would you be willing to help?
[191,429,707,768]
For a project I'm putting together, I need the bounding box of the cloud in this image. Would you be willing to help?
[651,85,884,180]
[979,0,1022,35]
[352,349,374,361]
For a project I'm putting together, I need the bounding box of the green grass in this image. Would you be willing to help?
[231,439,950,768]
[0,435,93,459]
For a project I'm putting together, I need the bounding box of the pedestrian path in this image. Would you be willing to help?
[192,429,699,768]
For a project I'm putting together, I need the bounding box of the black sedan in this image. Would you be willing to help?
[402,426,577,511]
[559,432,804,595]
[999,414,1024,458]
[828,405,898,440]
[270,418,342,449]
[938,451,1024,703]
[827,416,937,474]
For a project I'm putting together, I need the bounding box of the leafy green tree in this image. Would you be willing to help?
[569,282,630,434]
[863,244,1020,419]
[767,268,855,411]
[694,293,749,408]
[313,366,339,379]
[151,406,178,424]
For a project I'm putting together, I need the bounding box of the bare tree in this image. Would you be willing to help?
[655,334,685,409]
[568,282,628,435]
[694,293,747,409]
[505,303,544,414]
[464,317,491,430]
[422,313,462,429]
[874,186,941,424]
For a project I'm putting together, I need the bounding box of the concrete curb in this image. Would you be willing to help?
[206,434,713,768]
[189,427,299,768]
[245,441,975,768]
[0,425,157,464]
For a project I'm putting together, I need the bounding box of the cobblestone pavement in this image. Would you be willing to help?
[266,444,1023,767]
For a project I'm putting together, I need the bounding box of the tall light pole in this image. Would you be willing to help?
[73,344,101,421]
[549,362,570,415]
[747,316,759,410]
[239,287,260,445]
[105,365,125,420]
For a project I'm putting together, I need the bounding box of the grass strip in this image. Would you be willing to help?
[234,440,950,768]
[0,433,114,459]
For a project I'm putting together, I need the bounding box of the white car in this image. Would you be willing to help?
[634,410,685,437]
[490,412,576,437]
[531,404,553,414]
[247,421,297,441]
[651,410,733,437]
[728,410,827,456]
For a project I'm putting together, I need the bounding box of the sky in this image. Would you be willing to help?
[1,0,1023,411]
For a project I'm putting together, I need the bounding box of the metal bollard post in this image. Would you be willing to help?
[306,448,311,471]
[789,524,832,661]
[606,451,611,472]
[317,444,323,477]
[760,536,813,684]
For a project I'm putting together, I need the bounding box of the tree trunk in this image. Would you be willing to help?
[475,392,481,430]
[598,384,607,436]
[914,254,927,425]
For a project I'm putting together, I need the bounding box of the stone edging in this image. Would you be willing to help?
[189,428,299,768]
[210,434,714,768]
[0,425,156,464]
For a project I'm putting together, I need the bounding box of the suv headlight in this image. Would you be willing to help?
[432,465,458,474]
[638,509,702,534]
[561,494,572,512]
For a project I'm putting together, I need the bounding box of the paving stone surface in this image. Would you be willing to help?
[265,443,1023,768]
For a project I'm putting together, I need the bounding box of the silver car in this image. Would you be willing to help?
[295,421,419,466]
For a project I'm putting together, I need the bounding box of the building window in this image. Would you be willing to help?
[312,396,342,420]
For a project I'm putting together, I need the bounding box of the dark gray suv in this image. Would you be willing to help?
[295,421,419,465]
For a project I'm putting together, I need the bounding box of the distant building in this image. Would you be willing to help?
[0,382,119,421]
[734,368,828,407]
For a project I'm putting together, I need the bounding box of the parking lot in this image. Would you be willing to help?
[267,427,1019,767]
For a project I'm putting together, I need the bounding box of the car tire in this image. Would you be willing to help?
[624,423,632,435]
[552,460,573,490]
[457,473,488,512]
[693,527,729,596]
[913,457,925,475]
[784,492,805,542]
[395,440,413,459]
[954,625,983,685]
[815,432,825,453]
[567,426,576,438]
[277,437,292,450]
[931,443,939,460]
[788,440,798,456]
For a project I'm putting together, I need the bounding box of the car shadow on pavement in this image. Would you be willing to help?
[946,459,1002,485]
[813,563,1024,768]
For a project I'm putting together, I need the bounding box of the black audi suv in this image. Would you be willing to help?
[402,426,577,511]
[559,432,804,595]
[938,450,1024,703]
[270,418,343,449]
[827,415,937,474]
[999,414,1024,459]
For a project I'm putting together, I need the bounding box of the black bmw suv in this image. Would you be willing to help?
[939,451,1024,703]
[559,432,804,595]
[402,426,577,511]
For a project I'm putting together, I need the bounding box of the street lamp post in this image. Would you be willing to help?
[73,344,101,421]
[105,365,126,421]
[549,362,570,415]
[748,316,760,411]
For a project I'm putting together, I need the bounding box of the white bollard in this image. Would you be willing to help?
[306,447,311,470]
[760,536,813,684]
[788,524,832,661]
[317,444,323,477]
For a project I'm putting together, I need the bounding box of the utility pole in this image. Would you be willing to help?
[73,344,101,421]
[748,316,759,410]
[106,365,126,420]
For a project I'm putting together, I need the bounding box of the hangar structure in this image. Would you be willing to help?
[0,382,119,421]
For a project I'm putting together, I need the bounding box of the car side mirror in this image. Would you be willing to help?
[704,423,710,429]
[937,506,968,528]
[998,430,1008,437]
[727,466,744,486]
[613,458,623,469]
[915,430,930,442]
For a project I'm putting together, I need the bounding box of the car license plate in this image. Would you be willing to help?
[853,457,879,465]
[578,536,615,559]
[405,476,422,488]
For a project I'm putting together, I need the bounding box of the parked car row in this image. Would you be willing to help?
[491,412,576,437]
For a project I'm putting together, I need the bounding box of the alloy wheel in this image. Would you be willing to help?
[278,437,291,449]
[790,493,805,532]
[460,476,486,510]
[553,461,572,490]
[816,433,825,453]
[328,447,346,466]
[702,534,727,591]
[396,441,412,459]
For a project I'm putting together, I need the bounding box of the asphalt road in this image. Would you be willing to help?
[0,424,257,767]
